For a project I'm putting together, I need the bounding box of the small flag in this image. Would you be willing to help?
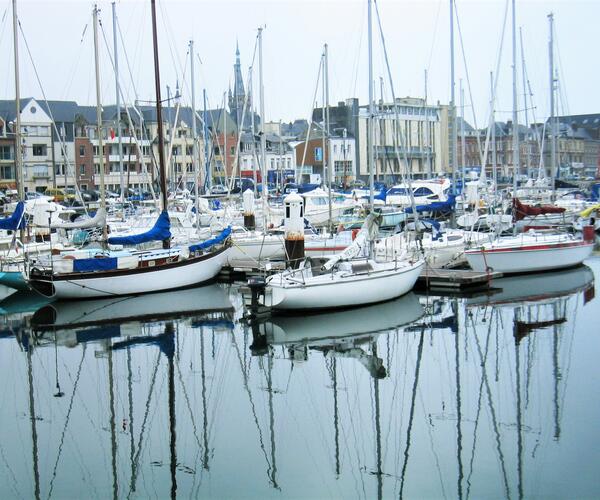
[110,128,115,140]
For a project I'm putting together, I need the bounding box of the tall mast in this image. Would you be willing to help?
[112,2,124,202]
[150,0,169,247]
[190,40,200,228]
[424,69,431,176]
[203,88,210,191]
[460,79,466,181]
[93,5,107,240]
[367,0,374,207]
[519,27,530,177]
[12,0,23,201]
[258,27,267,206]
[323,44,332,231]
[548,13,556,199]
[450,0,457,192]
[490,71,497,187]
[511,0,519,196]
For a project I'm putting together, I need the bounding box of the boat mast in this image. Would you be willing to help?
[112,2,125,203]
[548,13,556,199]
[150,0,169,248]
[460,79,466,182]
[323,43,332,232]
[190,40,200,228]
[367,0,375,207]
[450,0,457,194]
[258,27,267,213]
[93,4,107,240]
[424,69,431,177]
[519,27,531,178]
[12,0,23,202]
[511,0,519,197]
[203,89,210,191]
[490,71,497,187]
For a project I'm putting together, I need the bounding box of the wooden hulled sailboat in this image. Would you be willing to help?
[26,2,230,299]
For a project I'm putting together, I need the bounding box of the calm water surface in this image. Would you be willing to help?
[0,257,599,499]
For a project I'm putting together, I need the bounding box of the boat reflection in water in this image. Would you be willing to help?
[0,261,598,499]
[255,293,424,379]
[31,283,234,346]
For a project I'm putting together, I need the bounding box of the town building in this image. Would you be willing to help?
[357,97,449,181]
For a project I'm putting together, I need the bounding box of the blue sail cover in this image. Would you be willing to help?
[107,210,171,246]
[404,195,456,214]
[0,201,26,230]
[189,226,231,253]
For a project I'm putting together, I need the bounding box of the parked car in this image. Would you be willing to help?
[43,188,68,202]
[210,184,228,195]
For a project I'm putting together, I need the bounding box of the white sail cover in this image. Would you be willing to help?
[51,208,106,230]
[322,213,380,271]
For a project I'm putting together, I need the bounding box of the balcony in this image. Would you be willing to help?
[109,154,138,162]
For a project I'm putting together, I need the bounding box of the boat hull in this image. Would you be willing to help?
[29,247,230,299]
[264,259,424,310]
[465,240,593,274]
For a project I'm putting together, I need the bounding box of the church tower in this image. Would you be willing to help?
[228,43,252,131]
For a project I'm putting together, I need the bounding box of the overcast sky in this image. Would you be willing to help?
[1,0,599,129]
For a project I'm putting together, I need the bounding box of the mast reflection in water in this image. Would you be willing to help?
[0,261,598,499]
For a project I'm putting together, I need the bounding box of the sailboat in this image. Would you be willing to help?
[25,2,231,299]
[261,213,423,310]
[464,4,594,275]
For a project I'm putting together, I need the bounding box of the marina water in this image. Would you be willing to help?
[0,257,599,498]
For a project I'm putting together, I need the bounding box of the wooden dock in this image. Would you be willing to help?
[415,268,502,293]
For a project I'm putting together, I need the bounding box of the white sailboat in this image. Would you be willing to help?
[464,230,594,274]
[261,213,424,310]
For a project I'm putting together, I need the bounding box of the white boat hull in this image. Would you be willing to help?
[30,247,230,299]
[465,239,593,274]
[263,259,424,310]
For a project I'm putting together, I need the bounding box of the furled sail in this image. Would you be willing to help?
[322,212,380,271]
[0,201,26,231]
[107,210,171,245]
[512,198,565,221]
[51,208,106,230]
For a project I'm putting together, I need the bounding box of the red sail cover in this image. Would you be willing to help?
[513,198,566,221]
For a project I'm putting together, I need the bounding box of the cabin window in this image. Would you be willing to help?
[286,205,290,219]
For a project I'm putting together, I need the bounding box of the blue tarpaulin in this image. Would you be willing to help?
[107,210,171,245]
[189,226,231,253]
[73,257,118,273]
[0,201,26,231]
[404,195,456,214]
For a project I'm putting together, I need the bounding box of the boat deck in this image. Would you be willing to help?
[416,268,502,292]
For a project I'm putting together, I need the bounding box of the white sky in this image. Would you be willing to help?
[1,0,599,128]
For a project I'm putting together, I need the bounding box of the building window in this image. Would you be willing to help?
[93,146,100,156]
[175,162,182,173]
[186,146,193,156]
[79,145,85,157]
[32,144,47,156]
[230,146,235,155]
[186,163,193,173]
[80,164,85,175]
[0,165,14,179]
[0,145,12,160]
[94,164,100,174]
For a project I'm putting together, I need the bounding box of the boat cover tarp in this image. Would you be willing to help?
[404,195,456,214]
[513,198,565,221]
[0,201,26,230]
[189,226,231,253]
[107,210,171,245]
[73,257,118,273]
[52,208,106,230]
